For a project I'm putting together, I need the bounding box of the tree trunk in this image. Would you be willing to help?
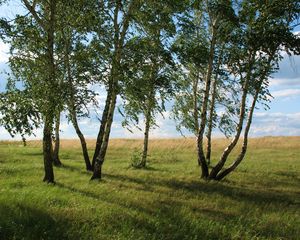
[209,53,254,180]
[214,53,274,180]
[42,0,56,183]
[43,117,55,183]
[70,108,93,171]
[24,0,57,183]
[140,106,151,168]
[193,76,199,134]
[91,92,117,180]
[215,86,260,180]
[91,0,139,179]
[92,85,112,169]
[205,78,216,166]
[205,47,223,166]
[53,112,62,166]
[22,136,27,147]
[64,34,93,171]
[196,20,218,179]
[193,75,201,166]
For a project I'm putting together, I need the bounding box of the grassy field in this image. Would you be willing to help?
[0,137,299,240]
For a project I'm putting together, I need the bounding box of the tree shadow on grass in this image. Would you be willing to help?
[0,153,6,163]
[0,203,71,240]
[127,165,167,172]
[22,151,43,156]
[104,172,299,207]
[61,164,91,175]
[58,159,300,210]
[55,182,233,240]
[55,168,300,239]
[168,179,299,205]
[61,163,299,207]
[0,166,40,176]
[56,182,155,216]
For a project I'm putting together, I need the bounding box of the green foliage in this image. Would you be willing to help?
[0,90,41,138]
[172,0,299,140]
[0,17,10,38]
[120,12,178,133]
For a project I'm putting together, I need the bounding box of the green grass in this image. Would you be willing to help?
[0,138,299,240]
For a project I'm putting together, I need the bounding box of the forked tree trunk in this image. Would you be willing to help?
[215,86,260,180]
[91,0,140,180]
[53,112,62,166]
[92,0,121,169]
[208,54,254,180]
[43,117,55,183]
[214,53,274,180]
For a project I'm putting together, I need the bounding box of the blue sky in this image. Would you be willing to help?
[0,3,299,140]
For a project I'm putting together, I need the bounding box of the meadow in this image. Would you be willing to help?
[0,137,299,240]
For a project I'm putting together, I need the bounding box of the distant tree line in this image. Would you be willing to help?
[0,0,299,183]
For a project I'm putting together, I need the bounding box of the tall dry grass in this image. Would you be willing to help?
[2,136,298,151]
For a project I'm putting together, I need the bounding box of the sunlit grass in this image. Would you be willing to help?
[0,137,299,239]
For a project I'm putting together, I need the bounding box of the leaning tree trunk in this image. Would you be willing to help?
[92,83,112,169]
[91,0,139,180]
[53,112,62,166]
[70,108,93,171]
[214,53,274,180]
[43,116,55,183]
[64,36,93,171]
[208,53,254,180]
[91,91,117,180]
[215,85,260,180]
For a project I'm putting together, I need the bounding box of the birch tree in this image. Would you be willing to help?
[90,0,145,180]
[190,0,299,180]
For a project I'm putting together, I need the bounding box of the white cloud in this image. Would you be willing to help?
[271,89,300,98]
[270,77,300,87]
[0,41,9,63]
[114,111,183,139]
[251,112,300,136]
[0,126,43,140]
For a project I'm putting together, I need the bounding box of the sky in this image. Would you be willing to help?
[0,3,299,140]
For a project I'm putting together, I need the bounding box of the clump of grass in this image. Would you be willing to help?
[130,148,143,168]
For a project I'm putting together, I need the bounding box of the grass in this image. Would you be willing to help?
[0,137,299,240]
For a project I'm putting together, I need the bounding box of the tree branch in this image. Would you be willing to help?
[22,0,46,30]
